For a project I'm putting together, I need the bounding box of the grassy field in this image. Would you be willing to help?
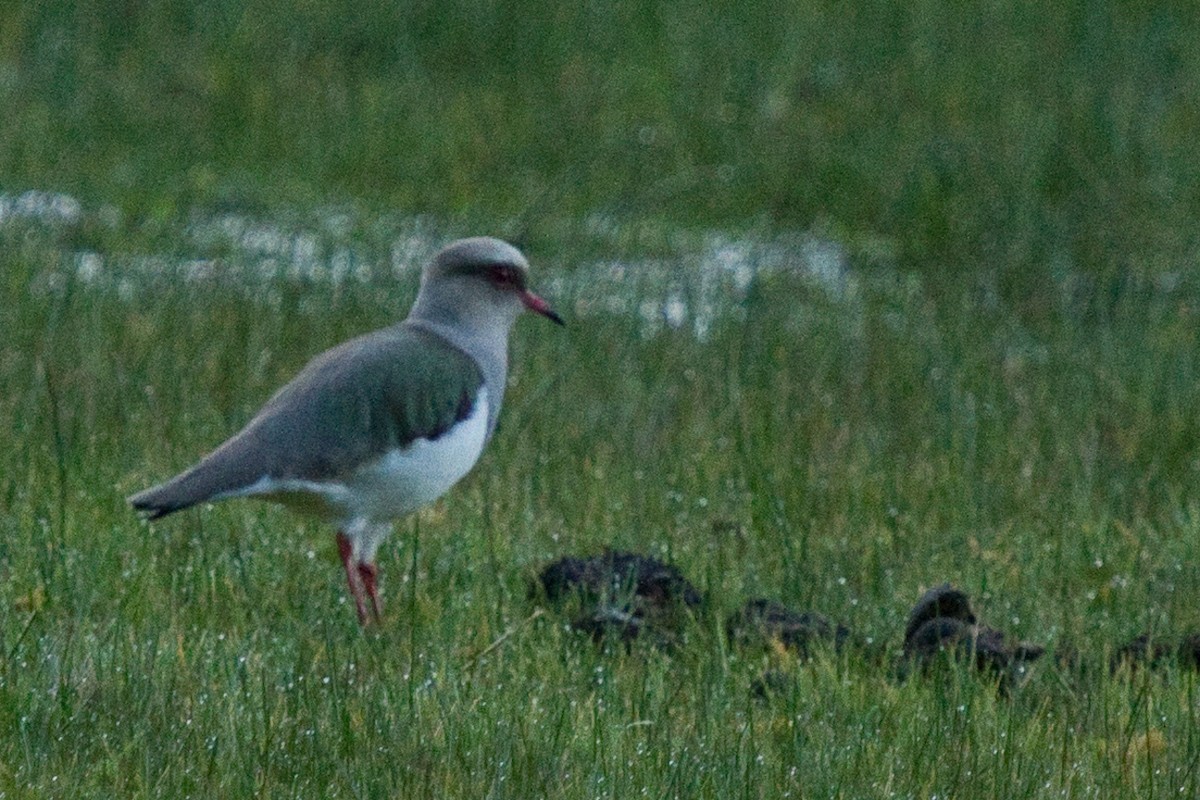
[3,1,1200,797]
[4,1,1200,285]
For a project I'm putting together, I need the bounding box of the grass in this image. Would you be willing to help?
[3,1,1200,286]
[3,0,1200,795]
[2,208,1199,797]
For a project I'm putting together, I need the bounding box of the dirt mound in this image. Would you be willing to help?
[533,552,1199,692]
[535,550,703,643]
[1111,631,1200,672]
[900,583,1045,690]
[727,599,853,659]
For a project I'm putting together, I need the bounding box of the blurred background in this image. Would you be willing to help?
[4,1,1197,297]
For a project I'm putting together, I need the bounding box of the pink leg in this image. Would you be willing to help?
[336,532,369,625]
[358,561,382,623]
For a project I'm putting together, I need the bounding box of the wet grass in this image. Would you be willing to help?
[3,0,1200,795]
[2,209,1200,797]
[4,1,1200,287]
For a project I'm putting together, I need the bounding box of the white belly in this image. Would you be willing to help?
[236,391,490,526]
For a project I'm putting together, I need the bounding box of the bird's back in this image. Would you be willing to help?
[129,323,484,519]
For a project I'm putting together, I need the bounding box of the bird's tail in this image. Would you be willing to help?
[128,458,246,520]
[128,476,202,520]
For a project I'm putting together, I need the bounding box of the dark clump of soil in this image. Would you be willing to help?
[903,584,976,644]
[901,584,1044,689]
[1180,632,1200,671]
[749,668,794,699]
[728,599,853,659]
[535,550,703,643]
[728,599,857,700]
[1108,633,1185,671]
[534,550,1197,695]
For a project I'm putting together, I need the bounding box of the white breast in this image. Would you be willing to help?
[233,390,490,526]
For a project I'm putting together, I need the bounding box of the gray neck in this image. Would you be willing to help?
[406,296,516,438]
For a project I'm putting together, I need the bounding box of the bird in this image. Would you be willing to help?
[129,237,564,624]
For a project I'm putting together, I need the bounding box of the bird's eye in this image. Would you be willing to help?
[490,264,516,287]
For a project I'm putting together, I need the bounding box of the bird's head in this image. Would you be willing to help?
[416,237,564,330]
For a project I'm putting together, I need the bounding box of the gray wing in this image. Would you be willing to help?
[129,324,483,519]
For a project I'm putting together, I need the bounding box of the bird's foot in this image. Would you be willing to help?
[336,531,370,626]
[358,561,382,624]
